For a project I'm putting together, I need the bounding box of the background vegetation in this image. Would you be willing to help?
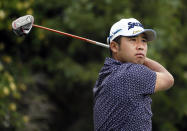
[0,0,187,130]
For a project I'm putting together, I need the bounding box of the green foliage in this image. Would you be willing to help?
[0,0,187,130]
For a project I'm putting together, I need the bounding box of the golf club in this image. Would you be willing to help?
[12,15,109,48]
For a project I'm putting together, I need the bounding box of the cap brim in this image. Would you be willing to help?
[108,29,156,44]
[132,29,156,41]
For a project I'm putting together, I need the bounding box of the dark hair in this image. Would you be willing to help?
[109,35,122,57]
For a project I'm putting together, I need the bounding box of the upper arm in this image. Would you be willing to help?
[126,64,156,95]
[154,72,174,92]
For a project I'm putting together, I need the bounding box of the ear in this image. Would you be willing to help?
[110,41,119,53]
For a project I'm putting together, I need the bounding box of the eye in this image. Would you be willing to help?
[142,39,148,42]
[129,38,136,41]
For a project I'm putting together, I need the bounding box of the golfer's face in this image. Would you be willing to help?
[116,33,148,64]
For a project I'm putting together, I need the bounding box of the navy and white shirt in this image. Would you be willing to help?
[93,57,156,131]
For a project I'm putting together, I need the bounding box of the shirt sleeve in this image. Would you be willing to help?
[126,64,156,95]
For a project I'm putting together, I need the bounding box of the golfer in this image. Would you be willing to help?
[93,18,174,131]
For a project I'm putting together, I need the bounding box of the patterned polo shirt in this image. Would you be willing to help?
[93,57,156,131]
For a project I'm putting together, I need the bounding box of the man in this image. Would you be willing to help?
[93,18,174,131]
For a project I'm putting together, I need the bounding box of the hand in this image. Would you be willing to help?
[143,57,149,66]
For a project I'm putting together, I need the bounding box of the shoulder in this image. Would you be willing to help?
[128,63,152,72]
[119,63,156,82]
[120,63,153,73]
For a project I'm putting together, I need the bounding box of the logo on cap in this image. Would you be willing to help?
[133,30,142,34]
[128,22,144,30]
[108,29,122,43]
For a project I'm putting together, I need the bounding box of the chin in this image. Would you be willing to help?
[138,62,144,64]
[134,60,144,64]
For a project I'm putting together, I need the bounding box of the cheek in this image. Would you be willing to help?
[120,45,133,58]
[124,44,134,56]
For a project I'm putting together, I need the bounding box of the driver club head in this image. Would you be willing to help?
[12,15,34,36]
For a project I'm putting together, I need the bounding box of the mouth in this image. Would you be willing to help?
[135,53,145,58]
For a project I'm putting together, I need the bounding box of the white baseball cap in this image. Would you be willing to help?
[107,18,156,44]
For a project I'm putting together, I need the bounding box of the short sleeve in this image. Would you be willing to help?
[126,64,156,95]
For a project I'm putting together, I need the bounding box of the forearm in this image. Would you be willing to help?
[144,58,169,73]
[144,57,174,92]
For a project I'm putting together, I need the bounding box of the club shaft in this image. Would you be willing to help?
[33,24,109,48]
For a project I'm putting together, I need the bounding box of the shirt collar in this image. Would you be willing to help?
[105,57,122,66]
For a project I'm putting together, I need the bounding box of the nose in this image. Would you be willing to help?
[136,41,145,50]
[137,46,144,50]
